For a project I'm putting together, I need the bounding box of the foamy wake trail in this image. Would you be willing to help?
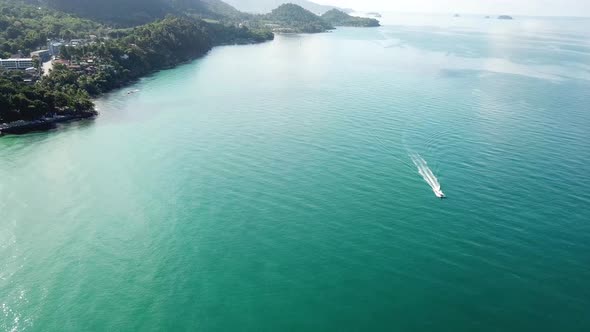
[410,153,445,197]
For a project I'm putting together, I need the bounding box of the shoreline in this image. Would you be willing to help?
[0,111,98,136]
[1,38,274,137]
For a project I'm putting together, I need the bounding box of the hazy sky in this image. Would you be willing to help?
[314,0,590,17]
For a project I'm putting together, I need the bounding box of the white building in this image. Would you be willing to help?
[30,49,51,62]
[48,41,63,56]
[0,58,34,70]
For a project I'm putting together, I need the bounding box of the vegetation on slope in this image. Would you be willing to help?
[1,9,272,124]
[223,0,352,15]
[1,0,367,127]
[35,0,246,26]
[321,9,380,27]
[265,3,333,33]
[51,17,272,95]
[0,71,94,123]
[0,0,103,57]
[196,0,244,19]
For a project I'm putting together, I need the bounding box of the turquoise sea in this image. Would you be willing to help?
[1,14,590,331]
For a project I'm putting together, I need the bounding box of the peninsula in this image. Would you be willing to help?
[1,0,379,135]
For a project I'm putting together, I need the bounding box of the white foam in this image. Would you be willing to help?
[411,153,445,198]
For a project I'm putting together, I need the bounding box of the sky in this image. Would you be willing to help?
[313,0,590,17]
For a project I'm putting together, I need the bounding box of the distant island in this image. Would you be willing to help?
[498,15,514,20]
[321,9,380,27]
[367,12,382,18]
[1,0,378,134]
[454,14,461,17]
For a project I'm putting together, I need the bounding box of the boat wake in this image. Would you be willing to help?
[410,153,445,198]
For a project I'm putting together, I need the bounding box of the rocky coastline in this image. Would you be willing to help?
[0,111,98,136]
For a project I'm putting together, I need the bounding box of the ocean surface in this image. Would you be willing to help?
[2,14,590,331]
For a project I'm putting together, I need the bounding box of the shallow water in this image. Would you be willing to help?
[1,15,590,331]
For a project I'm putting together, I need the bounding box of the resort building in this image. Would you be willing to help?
[30,50,51,62]
[48,41,63,56]
[0,58,34,70]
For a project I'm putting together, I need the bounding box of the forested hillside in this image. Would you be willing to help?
[0,0,103,57]
[0,0,374,128]
[265,3,333,33]
[223,0,352,15]
[0,0,273,125]
[32,0,245,25]
[0,71,94,123]
[321,9,380,27]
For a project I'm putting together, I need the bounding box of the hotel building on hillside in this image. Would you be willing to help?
[0,58,34,70]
